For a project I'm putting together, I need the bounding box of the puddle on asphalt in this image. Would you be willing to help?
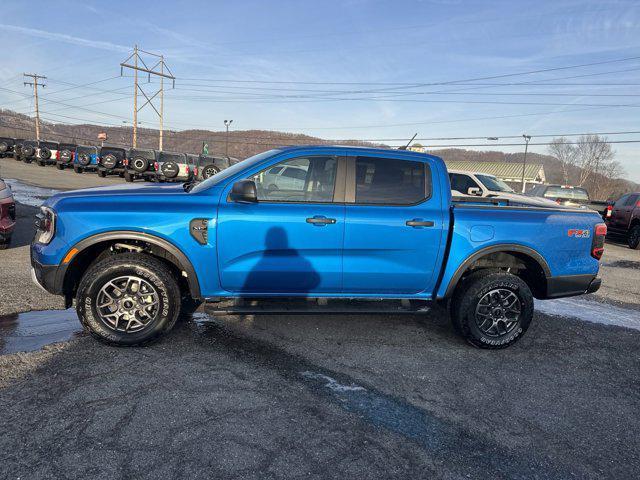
[537,297,640,331]
[4,178,62,207]
[0,309,83,355]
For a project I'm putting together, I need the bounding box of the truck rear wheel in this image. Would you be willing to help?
[628,225,640,250]
[450,270,533,349]
[76,253,181,346]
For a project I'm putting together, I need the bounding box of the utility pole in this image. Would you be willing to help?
[520,134,532,193]
[120,46,175,149]
[224,119,233,156]
[23,73,46,141]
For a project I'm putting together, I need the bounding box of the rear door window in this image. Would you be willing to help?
[355,156,429,205]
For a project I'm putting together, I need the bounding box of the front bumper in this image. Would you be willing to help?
[30,254,64,295]
[545,274,601,299]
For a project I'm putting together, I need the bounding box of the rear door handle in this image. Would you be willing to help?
[306,216,336,226]
[406,219,434,227]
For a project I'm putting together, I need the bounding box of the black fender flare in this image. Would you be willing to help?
[63,231,202,299]
[443,243,551,299]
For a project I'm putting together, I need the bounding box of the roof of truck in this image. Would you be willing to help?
[275,144,443,160]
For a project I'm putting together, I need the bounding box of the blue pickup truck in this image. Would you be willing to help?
[31,146,606,349]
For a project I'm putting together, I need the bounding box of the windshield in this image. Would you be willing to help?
[476,174,514,193]
[544,186,589,201]
[190,149,281,193]
[40,142,58,149]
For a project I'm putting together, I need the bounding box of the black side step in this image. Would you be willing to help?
[204,298,432,315]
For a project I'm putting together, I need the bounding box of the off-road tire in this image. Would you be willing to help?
[73,165,83,174]
[131,157,149,173]
[56,163,64,170]
[124,171,134,182]
[628,225,640,250]
[76,253,181,347]
[37,160,45,167]
[450,270,533,349]
[0,241,9,250]
[97,170,106,178]
[202,165,219,179]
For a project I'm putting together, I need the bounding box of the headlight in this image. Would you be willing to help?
[35,206,56,244]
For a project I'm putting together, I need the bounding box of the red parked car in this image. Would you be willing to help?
[0,178,16,249]
[606,192,640,249]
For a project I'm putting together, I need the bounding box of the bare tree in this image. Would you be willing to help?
[574,135,615,186]
[548,137,578,184]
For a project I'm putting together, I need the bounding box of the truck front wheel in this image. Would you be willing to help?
[450,271,533,349]
[76,253,181,346]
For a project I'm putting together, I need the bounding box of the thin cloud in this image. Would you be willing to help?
[0,24,130,53]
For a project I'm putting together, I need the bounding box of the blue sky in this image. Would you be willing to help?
[1,0,639,181]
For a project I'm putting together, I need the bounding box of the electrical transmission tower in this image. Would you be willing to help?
[23,73,46,141]
[120,45,175,149]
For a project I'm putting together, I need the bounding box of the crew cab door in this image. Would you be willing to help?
[216,154,346,294]
[342,154,445,295]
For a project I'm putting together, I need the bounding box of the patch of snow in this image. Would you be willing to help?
[537,297,640,332]
[4,179,61,207]
[301,371,366,392]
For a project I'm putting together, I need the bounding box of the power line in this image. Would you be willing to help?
[174,55,640,89]
[33,111,640,145]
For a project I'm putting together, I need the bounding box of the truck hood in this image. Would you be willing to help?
[45,182,186,208]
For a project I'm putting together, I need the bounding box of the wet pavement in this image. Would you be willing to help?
[0,309,83,355]
[3,178,62,207]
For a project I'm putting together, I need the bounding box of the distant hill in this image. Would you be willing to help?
[1,108,636,198]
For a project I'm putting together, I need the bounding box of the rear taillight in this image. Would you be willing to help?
[194,167,199,177]
[606,205,613,218]
[636,200,640,208]
[154,162,159,171]
[123,158,129,166]
[591,223,607,260]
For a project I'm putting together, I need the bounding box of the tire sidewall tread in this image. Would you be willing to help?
[451,270,534,349]
[76,253,181,346]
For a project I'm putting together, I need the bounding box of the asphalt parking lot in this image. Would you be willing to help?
[1,158,639,479]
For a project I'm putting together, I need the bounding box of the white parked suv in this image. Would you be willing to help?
[157,151,192,182]
[36,141,60,167]
[448,170,557,207]
[261,164,308,191]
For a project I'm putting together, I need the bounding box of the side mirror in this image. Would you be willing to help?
[467,187,482,196]
[230,179,258,203]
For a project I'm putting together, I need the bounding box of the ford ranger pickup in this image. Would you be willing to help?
[30,146,606,349]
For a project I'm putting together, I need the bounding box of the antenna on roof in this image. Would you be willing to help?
[398,133,418,150]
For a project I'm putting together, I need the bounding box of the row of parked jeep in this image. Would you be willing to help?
[0,137,231,182]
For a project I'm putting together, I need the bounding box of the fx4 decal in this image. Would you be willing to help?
[568,229,590,238]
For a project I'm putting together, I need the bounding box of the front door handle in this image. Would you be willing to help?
[306,216,336,226]
[406,219,434,227]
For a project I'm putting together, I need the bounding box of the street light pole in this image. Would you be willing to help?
[224,119,233,157]
[520,134,532,193]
